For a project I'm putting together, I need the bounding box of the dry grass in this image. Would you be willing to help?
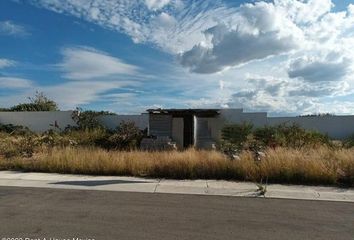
[1,147,353,186]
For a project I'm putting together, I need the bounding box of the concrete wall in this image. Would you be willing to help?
[0,111,77,132]
[172,118,184,149]
[0,111,149,133]
[207,109,268,143]
[98,114,148,130]
[209,110,354,141]
[219,109,243,123]
[240,112,268,127]
[3,109,354,140]
[268,115,354,139]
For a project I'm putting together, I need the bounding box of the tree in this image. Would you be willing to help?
[69,107,116,130]
[10,91,59,111]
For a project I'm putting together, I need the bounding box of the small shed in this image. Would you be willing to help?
[147,109,220,149]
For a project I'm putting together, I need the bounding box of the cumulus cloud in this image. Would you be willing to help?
[0,21,29,36]
[180,1,316,73]
[275,0,333,24]
[58,46,138,80]
[288,55,351,82]
[0,58,16,68]
[226,75,351,115]
[179,23,299,73]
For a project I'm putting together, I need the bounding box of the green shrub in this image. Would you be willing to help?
[221,122,253,149]
[104,121,144,150]
[0,123,33,135]
[273,124,305,148]
[304,131,332,148]
[253,125,278,147]
[344,133,354,148]
[220,123,332,152]
[63,128,108,147]
[69,108,115,130]
[274,124,332,149]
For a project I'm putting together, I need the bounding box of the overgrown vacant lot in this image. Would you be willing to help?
[0,146,353,187]
[0,123,354,187]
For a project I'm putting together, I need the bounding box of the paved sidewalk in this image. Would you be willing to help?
[0,170,353,202]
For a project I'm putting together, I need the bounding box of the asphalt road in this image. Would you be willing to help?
[0,186,353,240]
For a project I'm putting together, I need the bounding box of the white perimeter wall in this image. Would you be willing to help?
[2,110,354,140]
[97,114,148,130]
[0,111,77,133]
[212,109,354,141]
[268,116,354,139]
[0,111,149,133]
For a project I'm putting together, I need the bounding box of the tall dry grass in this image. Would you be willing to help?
[1,147,353,186]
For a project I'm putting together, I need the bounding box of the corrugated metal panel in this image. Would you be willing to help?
[149,115,172,136]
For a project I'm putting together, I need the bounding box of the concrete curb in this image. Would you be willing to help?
[0,171,353,202]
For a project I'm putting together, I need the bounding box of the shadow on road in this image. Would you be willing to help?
[50,179,151,186]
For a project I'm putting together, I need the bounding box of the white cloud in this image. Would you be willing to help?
[0,21,29,36]
[0,47,140,110]
[275,0,333,24]
[26,0,354,65]
[26,0,233,53]
[40,80,137,109]
[0,59,16,68]
[58,46,139,80]
[179,24,299,73]
[145,0,171,10]
[0,77,33,89]
[288,55,351,82]
[153,12,177,28]
[225,75,351,115]
[12,0,354,115]
[0,78,138,110]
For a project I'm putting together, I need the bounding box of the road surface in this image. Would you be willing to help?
[0,186,353,240]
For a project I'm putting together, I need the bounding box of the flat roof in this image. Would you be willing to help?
[146,108,220,116]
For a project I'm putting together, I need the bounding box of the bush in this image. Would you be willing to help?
[304,131,332,148]
[220,123,332,152]
[104,121,144,150]
[69,108,115,130]
[221,122,253,150]
[0,123,33,135]
[344,133,354,148]
[38,130,76,148]
[253,125,278,148]
[63,128,108,147]
[274,124,332,149]
[0,135,38,158]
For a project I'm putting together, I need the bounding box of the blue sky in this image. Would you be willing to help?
[0,0,354,115]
